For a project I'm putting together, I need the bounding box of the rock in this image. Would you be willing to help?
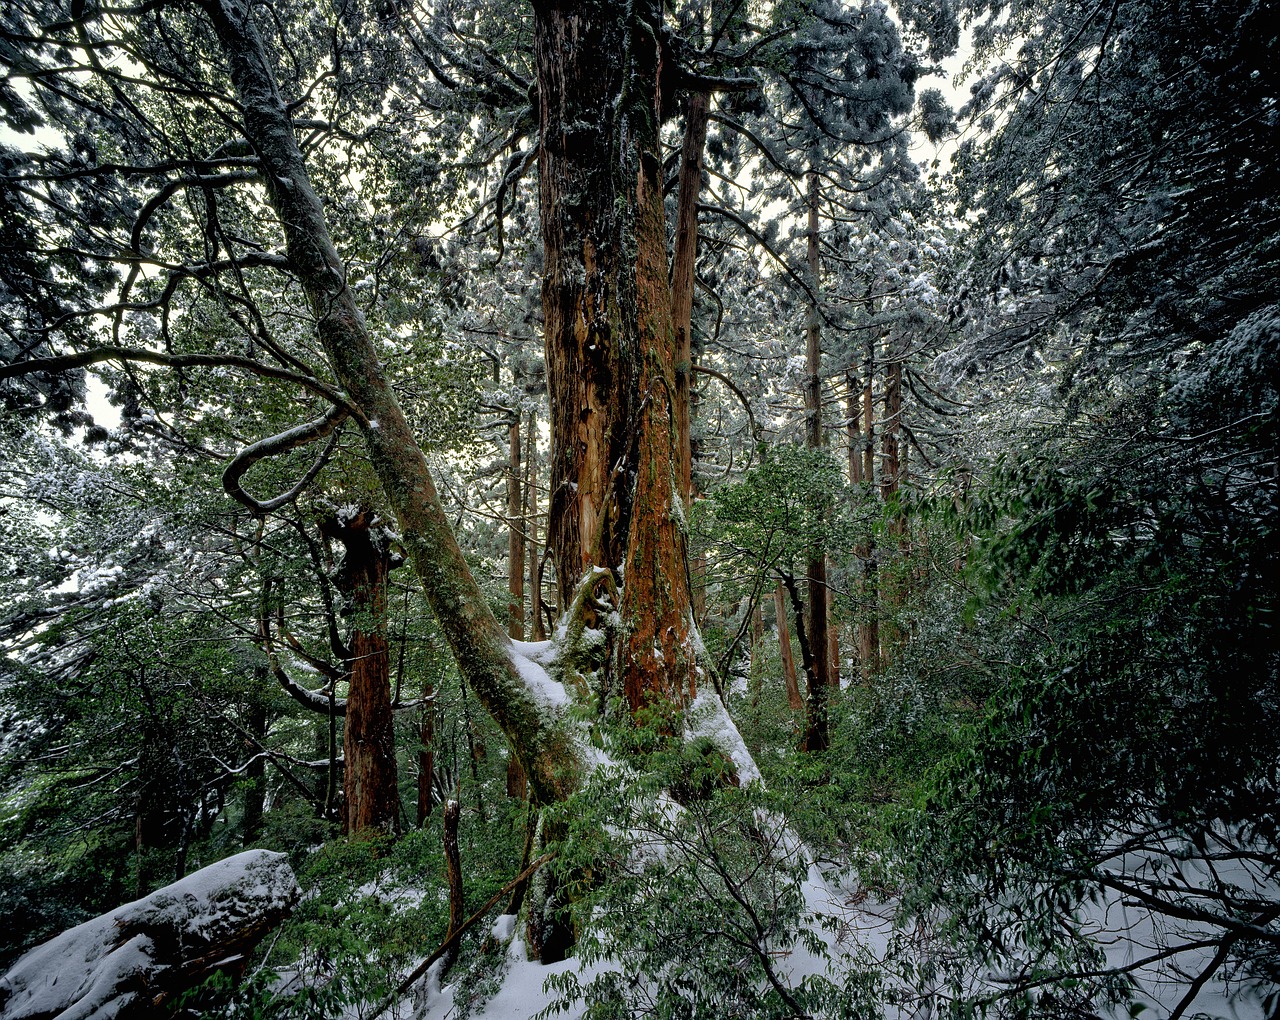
[0,850,299,1020]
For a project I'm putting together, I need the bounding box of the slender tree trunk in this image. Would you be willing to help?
[801,167,829,752]
[881,353,905,660]
[827,595,840,690]
[527,411,546,640]
[508,409,525,639]
[241,700,267,845]
[775,581,804,713]
[209,0,580,806]
[858,341,879,679]
[417,679,434,826]
[673,89,709,510]
[673,89,711,624]
[441,798,465,974]
[322,510,399,837]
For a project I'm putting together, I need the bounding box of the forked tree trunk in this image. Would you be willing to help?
[209,1,580,806]
[535,0,699,714]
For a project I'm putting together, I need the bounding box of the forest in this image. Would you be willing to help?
[0,0,1276,1017]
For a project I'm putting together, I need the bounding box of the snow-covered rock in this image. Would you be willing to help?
[0,850,299,1020]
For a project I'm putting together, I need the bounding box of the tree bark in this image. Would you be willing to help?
[526,411,546,640]
[801,167,829,752]
[508,409,525,639]
[881,352,905,659]
[534,1,637,607]
[775,581,804,713]
[208,0,580,806]
[321,509,399,837]
[673,89,709,510]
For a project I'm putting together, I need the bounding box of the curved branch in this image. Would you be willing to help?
[130,171,259,253]
[0,346,356,415]
[222,404,348,515]
[692,362,761,442]
[258,577,347,716]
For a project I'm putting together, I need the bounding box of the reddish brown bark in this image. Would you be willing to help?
[620,84,699,714]
[534,3,636,606]
[321,510,399,837]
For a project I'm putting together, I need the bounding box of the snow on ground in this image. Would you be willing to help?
[401,860,1268,1020]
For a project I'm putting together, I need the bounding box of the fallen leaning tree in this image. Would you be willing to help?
[0,850,299,1020]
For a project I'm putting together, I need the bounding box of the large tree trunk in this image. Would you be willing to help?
[322,509,399,837]
[534,0,699,714]
[801,167,830,752]
[534,3,636,608]
[208,1,580,806]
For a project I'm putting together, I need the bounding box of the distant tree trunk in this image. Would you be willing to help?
[858,340,879,679]
[827,593,840,690]
[880,352,905,660]
[775,581,804,713]
[321,510,399,837]
[441,798,465,974]
[508,409,525,639]
[801,166,830,752]
[241,700,267,845]
[673,89,708,511]
[417,678,434,826]
[526,412,546,641]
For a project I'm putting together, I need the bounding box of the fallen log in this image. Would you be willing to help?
[0,849,299,1020]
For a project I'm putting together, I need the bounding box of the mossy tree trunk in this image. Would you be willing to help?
[208,0,580,807]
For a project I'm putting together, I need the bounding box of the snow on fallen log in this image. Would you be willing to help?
[0,849,299,1020]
